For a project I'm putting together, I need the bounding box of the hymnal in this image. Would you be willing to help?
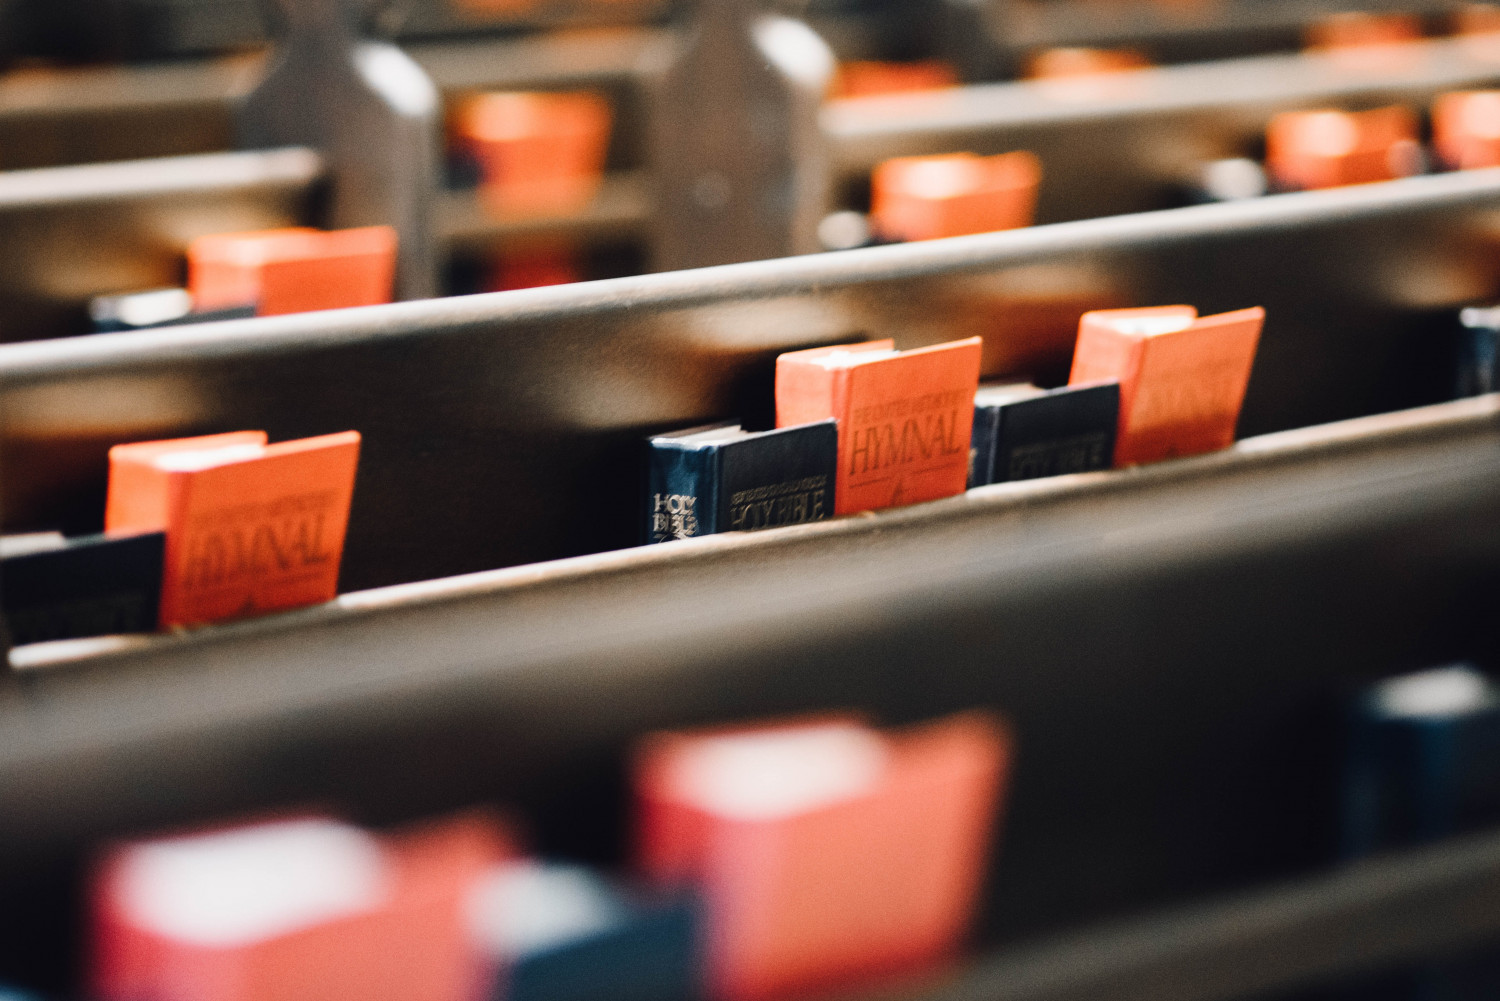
[1344,665,1500,857]
[470,860,699,1001]
[870,152,1041,242]
[91,813,508,1001]
[104,430,361,627]
[1,531,164,644]
[89,288,254,333]
[1343,665,1500,998]
[454,92,612,214]
[776,338,983,514]
[969,381,1119,486]
[187,227,397,316]
[831,60,956,98]
[1434,91,1500,171]
[634,712,1011,1001]
[645,421,837,544]
[1069,305,1263,466]
[1264,106,1421,191]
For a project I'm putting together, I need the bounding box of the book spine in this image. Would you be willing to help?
[646,445,717,544]
[968,405,1001,488]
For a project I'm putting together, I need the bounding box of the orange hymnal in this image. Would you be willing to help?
[870,152,1041,242]
[1264,106,1421,191]
[105,430,361,627]
[91,812,513,1001]
[830,60,957,99]
[187,226,397,316]
[776,337,982,515]
[1069,305,1263,466]
[634,712,1011,1001]
[1434,91,1500,170]
[453,91,612,214]
[1304,11,1422,52]
[1024,46,1151,79]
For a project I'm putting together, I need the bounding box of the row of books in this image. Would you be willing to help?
[0,300,1264,642]
[646,305,1262,541]
[65,77,1500,337]
[3,654,1498,1001]
[41,711,1007,1001]
[20,292,1500,645]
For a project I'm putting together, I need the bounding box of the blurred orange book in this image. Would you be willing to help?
[1069,305,1263,466]
[870,152,1041,242]
[634,712,1011,1001]
[831,60,957,98]
[187,226,397,316]
[776,338,982,514]
[1264,106,1420,190]
[1433,90,1500,170]
[91,812,511,1001]
[105,430,361,627]
[454,91,611,215]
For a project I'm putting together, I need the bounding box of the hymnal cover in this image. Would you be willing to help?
[105,430,361,627]
[633,712,1011,1001]
[1,531,164,644]
[1069,305,1263,466]
[91,813,509,1001]
[1264,106,1420,190]
[89,288,255,333]
[470,860,699,1001]
[970,381,1119,486]
[454,92,612,214]
[870,152,1041,242]
[187,227,397,316]
[1434,91,1500,171]
[776,338,983,515]
[645,421,837,544]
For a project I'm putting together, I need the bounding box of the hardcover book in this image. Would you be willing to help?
[1343,665,1500,1000]
[646,421,837,544]
[776,338,983,515]
[187,226,397,316]
[870,151,1041,242]
[1344,664,1500,858]
[1457,306,1499,398]
[1264,106,1420,191]
[105,430,361,627]
[471,860,699,1001]
[970,380,1120,486]
[91,813,508,1001]
[633,711,1011,1001]
[90,288,255,333]
[1068,305,1263,466]
[0,530,165,644]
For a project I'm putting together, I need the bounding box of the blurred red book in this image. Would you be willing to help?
[634,711,1012,1001]
[870,152,1041,242]
[188,226,397,316]
[91,812,512,1001]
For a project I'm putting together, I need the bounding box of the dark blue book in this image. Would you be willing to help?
[1342,665,1500,1001]
[646,421,837,544]
[1,531,164,644]
[969,381,1120,487]
[1457,307,1500,399]
[473,861,701,1001]
[90,288,256,333]
[1344,664,1500,857]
